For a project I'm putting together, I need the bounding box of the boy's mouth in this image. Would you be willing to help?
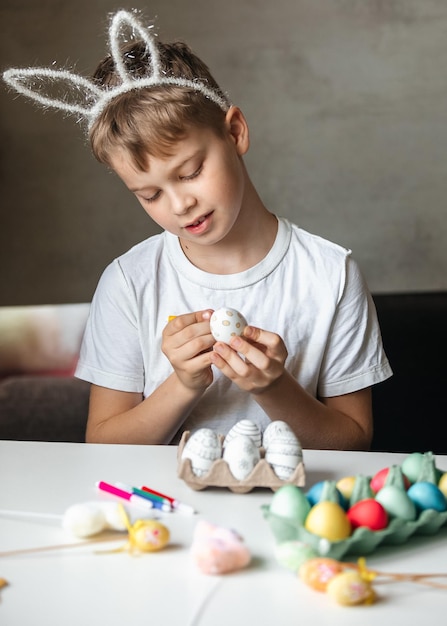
[185,212,213,232]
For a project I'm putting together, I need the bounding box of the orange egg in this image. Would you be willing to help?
[304,501,351,541]
[299,557,344,591]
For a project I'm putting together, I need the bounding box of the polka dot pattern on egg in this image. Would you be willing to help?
[210,308,248,344]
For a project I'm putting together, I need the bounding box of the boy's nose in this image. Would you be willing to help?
[170,190,196,215]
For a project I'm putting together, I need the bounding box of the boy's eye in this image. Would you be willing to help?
[180,165,203,181]
[143,190,162,203]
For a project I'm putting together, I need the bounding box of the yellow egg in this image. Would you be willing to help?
[438,472,447,498]
[336,476,356,501]
[326,571,375,606]
[304,501,351,541]
[130,520,170,552]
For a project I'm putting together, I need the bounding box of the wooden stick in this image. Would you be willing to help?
[0,532,125,558]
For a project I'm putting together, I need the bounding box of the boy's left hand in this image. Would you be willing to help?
[209,325,288,394]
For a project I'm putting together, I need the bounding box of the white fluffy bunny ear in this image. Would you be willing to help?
[3,67,102,118]
[2,9,230,130]
[108,9,161,83]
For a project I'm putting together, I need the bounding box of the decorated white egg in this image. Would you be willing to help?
[181,428,222,477]
[224,419,262,448]
[210,307,247,344]
[262,420,296,449]
[223,434,260,480]
[265,435,303,480]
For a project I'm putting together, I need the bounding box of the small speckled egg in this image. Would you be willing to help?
[262,420,296,449]
[265,436,303,480]
[223,434,260,480]
[224,419,262,448]
[299,557,344,591]
[131,520,170,552]
[210,307,247,344]
[326,571,375,606]
[181,428,222,477]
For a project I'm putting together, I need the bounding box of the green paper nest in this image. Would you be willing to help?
[262,452,447,560]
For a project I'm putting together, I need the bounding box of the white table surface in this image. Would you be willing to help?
[0,441,446,625]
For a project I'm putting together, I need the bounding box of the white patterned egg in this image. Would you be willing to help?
[210,307,247,344]
[181,428,222,477]
[262,420,296,449]
[223,435,261,480]
[224,419,262,448]
[264,432,303,480]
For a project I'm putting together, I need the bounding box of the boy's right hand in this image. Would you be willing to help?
[162,310,215,391]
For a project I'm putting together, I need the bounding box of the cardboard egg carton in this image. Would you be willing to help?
[177,430,306,493]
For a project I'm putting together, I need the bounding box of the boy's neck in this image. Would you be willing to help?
[179,197,278,275]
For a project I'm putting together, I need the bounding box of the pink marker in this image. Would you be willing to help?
[96,481,154,511]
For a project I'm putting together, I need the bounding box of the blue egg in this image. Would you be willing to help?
[306,481,348,510]
[407,481,447,512]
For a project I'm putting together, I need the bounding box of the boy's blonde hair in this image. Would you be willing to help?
[89,41,230,170]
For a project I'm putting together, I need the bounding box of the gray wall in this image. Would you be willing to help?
[1,0,446,305]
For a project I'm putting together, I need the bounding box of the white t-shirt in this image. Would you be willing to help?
[75,217,392,441]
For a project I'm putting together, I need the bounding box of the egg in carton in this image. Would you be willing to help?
[178,421,305,493]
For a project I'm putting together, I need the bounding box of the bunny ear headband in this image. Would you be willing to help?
[2,9,230,130]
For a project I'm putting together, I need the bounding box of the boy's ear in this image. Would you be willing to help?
[225,106,250,155]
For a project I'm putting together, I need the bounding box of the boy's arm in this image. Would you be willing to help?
[85,310,215,444]
[85,373,207,444]
[249,372,373,451]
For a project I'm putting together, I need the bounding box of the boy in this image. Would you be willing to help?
[3,10,392,449]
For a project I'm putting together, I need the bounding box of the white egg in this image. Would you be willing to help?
[223,434,261,480]
[262,420,297,449]
[181,428,222,477]
[224,419,262,448]
[210,307,247,344]
[62,503,107,538]
[265,435,303,480]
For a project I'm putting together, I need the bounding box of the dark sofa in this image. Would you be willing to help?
[371,292,446,454]
[0,292,445,452]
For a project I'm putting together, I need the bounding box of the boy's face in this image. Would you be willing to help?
[109,107,249,251]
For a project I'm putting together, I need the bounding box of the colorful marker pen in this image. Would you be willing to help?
[141,486,196,514]
[115,483,172,512]
[96,481,154,511]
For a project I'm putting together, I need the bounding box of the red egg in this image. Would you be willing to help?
[347,498,388,531]
[370,467,411,493]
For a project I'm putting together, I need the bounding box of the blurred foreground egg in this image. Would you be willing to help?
[181,428,222,477]
[62,503,106,538]
[131,520,170,552]
[327,571,375,606]
[210,307,247,344]
[223,434,260,480]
